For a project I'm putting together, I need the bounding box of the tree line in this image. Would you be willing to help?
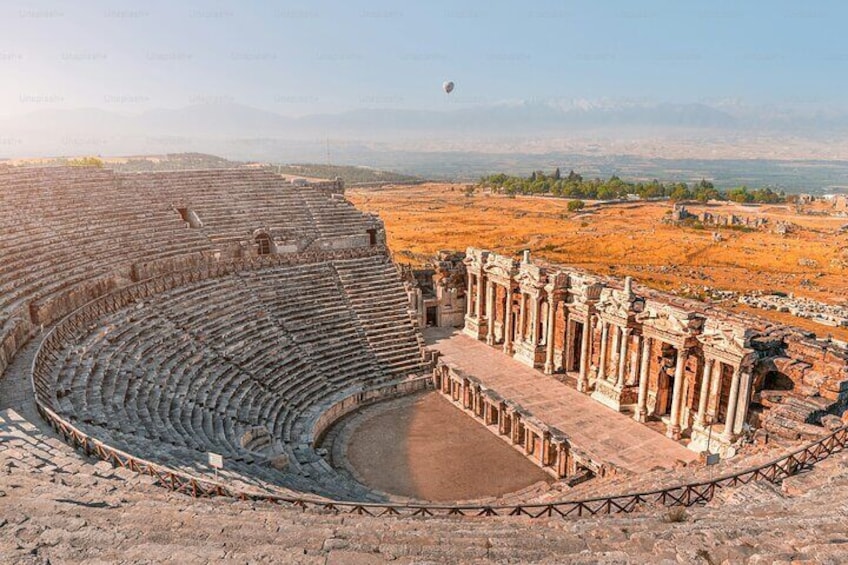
[277,164,421,185]
[478,168,786,203]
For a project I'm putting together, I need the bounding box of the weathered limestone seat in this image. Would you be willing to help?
[0,165,385,381]
[0,164,412,501]
[39,259,431,500]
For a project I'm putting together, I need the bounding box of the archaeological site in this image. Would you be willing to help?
[2,164,848,563]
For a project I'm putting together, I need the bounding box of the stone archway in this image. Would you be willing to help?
[255,232,272,255]
[763,370,795,391]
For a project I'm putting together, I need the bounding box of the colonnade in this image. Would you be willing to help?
[433,364,601,479]
[462,247,757,453]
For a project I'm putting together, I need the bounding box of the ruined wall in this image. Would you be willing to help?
[403,251,468,328]
[780,336,848,402]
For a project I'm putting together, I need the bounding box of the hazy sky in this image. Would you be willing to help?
[1,0,845,117]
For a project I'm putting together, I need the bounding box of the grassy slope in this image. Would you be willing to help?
[349,183,848,340]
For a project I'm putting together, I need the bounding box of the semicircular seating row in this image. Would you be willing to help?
[42,255,429,499]
[0,165,382,378]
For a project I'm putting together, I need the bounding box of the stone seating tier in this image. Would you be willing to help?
[0,165,383,378]
[42,259,430,500]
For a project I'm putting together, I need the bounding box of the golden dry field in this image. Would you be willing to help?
[349,183,848,340]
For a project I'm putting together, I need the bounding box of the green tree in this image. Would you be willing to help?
[727,186,753,203]
[693,185,719,202]
[639,180,665,199]
[669,184,691,202]
[596,185,617,200]
[567,199,585,212]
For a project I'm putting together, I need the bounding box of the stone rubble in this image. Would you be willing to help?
[739,292,848,329]
[2,405,848,564]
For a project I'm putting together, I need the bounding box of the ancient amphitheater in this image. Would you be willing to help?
[2,164,848,563]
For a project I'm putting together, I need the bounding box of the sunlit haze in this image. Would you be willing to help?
[2,0,847,115]
[2,1,848,176]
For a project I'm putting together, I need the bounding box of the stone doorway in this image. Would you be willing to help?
[568,321,584,372]
[426,306,437,327]
[255,233,272,255]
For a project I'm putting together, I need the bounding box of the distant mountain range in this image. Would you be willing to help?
[2,100,848,188]
[3,99,846,147]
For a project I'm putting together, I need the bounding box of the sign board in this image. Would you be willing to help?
[208,452,224,469]
[705,452,720,466]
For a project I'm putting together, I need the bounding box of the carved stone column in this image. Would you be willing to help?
[475,272,485,320]
[485,280,495,345]
[563,316,574,371]
[722,367,742,442]
[635,336,651,422]
[540,433,550,466]
[609,324,621,382]
[616,326,630,388]
[628,334,641,386]
[466,273,474,318]
[667,346,688,440]
[597,320,609,382]
[498,404,508,435]
[511,413,522,445]
[544,297,557,374]
[695,357,714,427]
[733,370,753,434]
[524,429,534,455]
[578,315,592,392]
[503,286,514,355]
[530,295,541,345]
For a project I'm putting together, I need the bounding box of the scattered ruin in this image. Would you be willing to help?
[833,194,848,214]
[667,203,768,229]
[399,250,467,328]
[739,292,848,329]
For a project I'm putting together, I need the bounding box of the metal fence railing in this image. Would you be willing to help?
[30,256,848,519]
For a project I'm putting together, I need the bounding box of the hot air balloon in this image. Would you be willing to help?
[443,81,455,94]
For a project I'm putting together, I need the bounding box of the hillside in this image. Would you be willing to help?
[276,163,423,184]
[348,183,848,340]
